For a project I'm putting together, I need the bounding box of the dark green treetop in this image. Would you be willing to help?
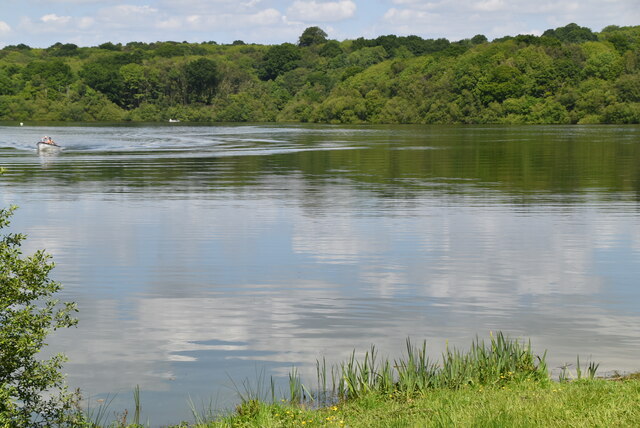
[184,57,220,104]
[257,43,302,80]
[543,23,598,43]
[299,26,328,47]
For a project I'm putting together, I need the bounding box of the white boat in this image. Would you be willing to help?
[169,118,180,123]
[36,141,62,153]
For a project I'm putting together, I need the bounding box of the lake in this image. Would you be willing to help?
[1,123,639,425]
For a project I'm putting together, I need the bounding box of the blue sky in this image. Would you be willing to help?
[1,0,639,48]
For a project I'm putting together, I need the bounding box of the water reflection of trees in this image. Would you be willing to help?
[5,127,640,202]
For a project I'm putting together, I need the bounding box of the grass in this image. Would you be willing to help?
[202,379,640,427]
[89,333,640,427]
[286,332,549,405]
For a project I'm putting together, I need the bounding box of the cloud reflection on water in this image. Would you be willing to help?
[21,185,638,390]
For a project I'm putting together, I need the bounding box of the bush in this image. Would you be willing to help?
[0,172,82,426]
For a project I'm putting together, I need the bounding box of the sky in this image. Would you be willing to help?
[0,0,639,48]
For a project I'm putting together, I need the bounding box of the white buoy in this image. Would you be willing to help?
[20,122,23,126]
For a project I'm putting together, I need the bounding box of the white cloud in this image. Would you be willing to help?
[383,7,439,24]
[244,8,283,26]
[381,7,446,37]
[158,0,264,14]
[17,13,94,38]
[0,21,11,35]
[41,14,72,24]
[473,0,506,12]
[380,0,640,40]
[35,0,112,3]
[158,8,283,32]
[156,17,183,31]
[5,0,640,48]
[77,16,96,29]
[97,4,160,26]
[287,0,356,22]
[391,0,437,5]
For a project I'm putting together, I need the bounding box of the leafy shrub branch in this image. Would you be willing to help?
[0,169,83,427]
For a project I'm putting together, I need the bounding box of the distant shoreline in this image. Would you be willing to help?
[1,23,639,126]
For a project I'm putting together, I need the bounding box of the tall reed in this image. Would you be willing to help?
[289,332,551,405]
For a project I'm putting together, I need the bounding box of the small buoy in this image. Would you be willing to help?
[20,122,23,126]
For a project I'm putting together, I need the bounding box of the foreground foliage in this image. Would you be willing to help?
[179,333,637,427]
[203,379,640,427]
[1,23,639,124]
[0,168,82,426]
[309,333,548,403]
[171,333,639,427]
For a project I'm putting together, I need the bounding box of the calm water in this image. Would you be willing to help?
[1,124,640,424]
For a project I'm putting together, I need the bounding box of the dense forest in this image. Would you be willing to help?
[0,23,639,124]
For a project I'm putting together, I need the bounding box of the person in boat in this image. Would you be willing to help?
[40,136,56,145]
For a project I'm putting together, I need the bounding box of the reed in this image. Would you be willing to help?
[287,367,304,404]
[289,332,551,405]
[85,393,117,428]
[188,394,223,427]
[132,385,140,426]
[560,355,601,382]
[84,387,149,428]
[227,367,276,404]
[400,338,439,391]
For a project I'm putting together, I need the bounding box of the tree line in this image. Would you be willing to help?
[0,23,639,124]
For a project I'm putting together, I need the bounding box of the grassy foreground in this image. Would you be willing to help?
[202,379,640,427]
[99,334,640,427]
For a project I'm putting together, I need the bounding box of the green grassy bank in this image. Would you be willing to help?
[203,379,640,427]
[94,333,640,427]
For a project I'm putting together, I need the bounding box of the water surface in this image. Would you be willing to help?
[1,124,639,425]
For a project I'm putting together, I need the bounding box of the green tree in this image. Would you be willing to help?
[98,42,122,51]
[615,74,640,102]
[46,43,79,57]
[298,27,328,47]
[543,23,597,43]
[1,44,31,52]
[471,34,488,45]
[477,64,528,104]
[120,63,161,109]
[22,60,74,94]
[257,43,302,81]
[152,41,191,58]
[80,59,125,107]
[318,40,343,58]
[346,46,388,68]
[0,70,14,95]
[184,57,220,104]
[79,51,144,108]
[581,42,623,80]
[0,172,82,427]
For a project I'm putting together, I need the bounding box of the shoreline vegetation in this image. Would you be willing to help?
[0,23,639,125]
[88,333,640,428]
